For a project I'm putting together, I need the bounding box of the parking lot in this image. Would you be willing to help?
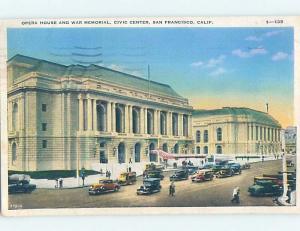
[8,160,287,209]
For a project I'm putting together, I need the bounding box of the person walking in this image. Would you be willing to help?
[231,186,240,203]
[169,181,175,196]
[286,186,292,204]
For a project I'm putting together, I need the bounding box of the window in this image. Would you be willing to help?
[217,128,222,141]
[42,104,47,112]
[42,123,47,131]
[183,115,188,137]
[196,130,200,143]
[260,127,262,140]
[42,140,47,148]
[204,146,208,154]
[204,130,208,143]
[216,145,222,154]
[196,146,200,154]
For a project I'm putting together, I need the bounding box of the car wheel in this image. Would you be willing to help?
[114,186,120,192]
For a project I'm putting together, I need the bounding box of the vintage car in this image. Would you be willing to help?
[227,163,242,174]
[145,163,165,171]
[88,179,120,195]
[215,167,234,178]
[143,170,164,180]
[263,173,296,190]
[191,170,214,182]
[199,162,214,170]
[169,169,189,181]
[212,164,226,173]
[8,174,36,194]
[248,180,283,197]
[117,172,137,185]
[137,178,161,195]
[184,166,199,175]
[241,162,251,170]
[287,160,295,167]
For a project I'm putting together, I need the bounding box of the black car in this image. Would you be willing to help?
[169,169,189,181]
[137,178,161,195]
[184,166,199,175]
[227,163,242,174]
[143,170,164,180]
[8,174,36,194]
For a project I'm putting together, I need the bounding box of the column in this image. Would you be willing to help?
[18,97,23,131]
[178,113,183,136]
[167,112,172,136]
[154,110,158,135]
[124,105,129,133]
[188,115,192,137]
[93,100,97,131]
[129,105,133,133]
[78,94,83,131]
[140,107,145,134]
[106,102,112,132]
[157,110,160,135]
[144,108,148,134]
[87,97,92,131]
[111,102,116,132]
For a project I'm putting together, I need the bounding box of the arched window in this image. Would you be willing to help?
[183,115,188,136]
[132,108,140,134]
[216,145,222,154]
[204,146,208,154]
[204,130,208,143]
[134,143,141,163]
[196,130,201,143]
[160,112,167,135]
[97,103,106,131]
[147,110,154,134]
[12,142,17,164]
[12,103,18,131]
[217,128,222,141]
[162,143,168,152]
[99,142,108,163]
[118,142,126,163]
[174,143,179,154]
[172,113,178,136]
[196,146,200,154]
[149,143,157,162]
[116,105,124,133]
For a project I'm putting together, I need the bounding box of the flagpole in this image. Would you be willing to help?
[148,64,150,99]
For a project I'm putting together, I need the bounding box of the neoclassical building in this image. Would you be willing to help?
[192,107,282,156]
[7,54,193,171]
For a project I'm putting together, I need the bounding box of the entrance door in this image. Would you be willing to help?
[118,143,126,163]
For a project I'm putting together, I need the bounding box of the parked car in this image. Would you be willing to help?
[287,160,295,167]
[241,163,251,170]
[144,170,164,180]
[137,178,161,195]
[89,179,120,195]
[191,170,214,182]
[145,163,165,171]
[263,173,296,190]
[215,167,234,178]
[169,169,189,181]
[212,164,226,173]
[117,172,137,185]
[248,180,283,197]
[8,174,36,194]
[184,166,199,175]
[227,163,242,174]
[200,162,214,170]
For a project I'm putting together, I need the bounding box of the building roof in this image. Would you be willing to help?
[8,54,184,99]
[192,107,281,127]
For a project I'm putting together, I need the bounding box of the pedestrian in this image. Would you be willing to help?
[55,178,59,188]
[129,158,132,164]
[169,181,175,196]
[108,171,111,179]
[82,175,85,187]
[59,178,63,189]
[286,186,292,204]
[231,186,240,203]
[128,167,132,172]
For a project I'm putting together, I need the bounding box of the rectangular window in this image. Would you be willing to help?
[255,126,258,140]
[42,140,47,148]
[42,104,47,112]
[42,123,47,131]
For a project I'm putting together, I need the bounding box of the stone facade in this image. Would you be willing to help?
[192,107,282,156]
[8,55,193,171]
[284,126,297,154]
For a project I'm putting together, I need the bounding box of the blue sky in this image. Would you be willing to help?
[7,27,294,127]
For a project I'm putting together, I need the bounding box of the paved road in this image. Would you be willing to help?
[9,160,285,209]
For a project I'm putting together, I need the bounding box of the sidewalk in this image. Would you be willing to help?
[277,191,296,206]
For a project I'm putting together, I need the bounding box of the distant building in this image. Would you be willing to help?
[284,126,297,154]
[192,107,282,156]
[7,54,193,171]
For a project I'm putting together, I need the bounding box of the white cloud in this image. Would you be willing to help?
[263,30,283,37]
[272,52,288,61]
[245,36,262,42]
[107,64,143,76]
[191,61,204,67]
[232,47,267,58]
[191,55,226,68]
[209,67,226,76]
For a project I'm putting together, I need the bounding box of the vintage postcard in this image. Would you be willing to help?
[0,16,299,216]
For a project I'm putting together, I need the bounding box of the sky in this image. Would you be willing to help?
[7,27,294,127]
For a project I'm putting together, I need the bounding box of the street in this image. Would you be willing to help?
[9,160,285,209]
